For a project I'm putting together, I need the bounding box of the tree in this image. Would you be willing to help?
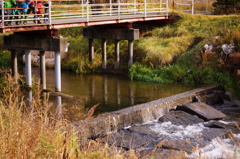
[213,0,240,14]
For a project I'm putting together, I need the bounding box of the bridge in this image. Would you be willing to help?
[2,0,171,104]
[0,0,169,33]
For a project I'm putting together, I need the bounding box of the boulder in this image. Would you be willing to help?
[158,111,204,126]
[177,102,227,121]
[103,129,157,150]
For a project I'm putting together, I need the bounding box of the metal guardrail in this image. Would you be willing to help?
[0,0,168,28]
[175,0,194,14]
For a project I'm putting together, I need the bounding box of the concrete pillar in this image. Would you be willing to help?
[26,90,32,106]
[25,50,32,87]
[55,51,61,92]
[11,49,18,83]
[89,38,94,62]
[128,40,133,67]
[39,51,46,90]
[56,96,62,119]
[102,39,107,69]
[114,40,120,70]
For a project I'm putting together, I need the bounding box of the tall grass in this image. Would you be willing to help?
[0,72,130,158]
[135,14,240,68]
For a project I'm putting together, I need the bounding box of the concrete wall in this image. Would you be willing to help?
[74,85,225,141]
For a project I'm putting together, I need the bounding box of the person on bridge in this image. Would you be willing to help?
[34,1,43,24]
[3,0,16,26]
[11,0,22,25]
[21,0,31,25]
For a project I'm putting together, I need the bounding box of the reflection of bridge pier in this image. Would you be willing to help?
[115,77,121,105]
[103,75,108,104]
[83,24,139,70]
[4,30,68,103]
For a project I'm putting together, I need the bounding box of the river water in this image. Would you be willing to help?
[31,67,203,121]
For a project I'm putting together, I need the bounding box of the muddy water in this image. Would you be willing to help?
[31,67,204,121]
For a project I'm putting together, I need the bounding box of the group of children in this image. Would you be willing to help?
[3,0,49,26]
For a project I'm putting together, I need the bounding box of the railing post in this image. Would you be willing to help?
[110,0,112,16]
[160,0,162,13]
[206,0,208,13]
[166,0,168,17]
[48,0,52,25]
[1,0,4,27]
[82,0,84,17]
[134,0,136,14]
[144,0,146,18]
[191,0,194,14]
[118,0,120,20]
[87,0,89,22]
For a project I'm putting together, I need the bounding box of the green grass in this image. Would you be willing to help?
[129,14,240,97]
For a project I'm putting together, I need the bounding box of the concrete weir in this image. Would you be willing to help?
[75,85,225,141]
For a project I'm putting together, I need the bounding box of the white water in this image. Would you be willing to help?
[187,136,240,159]
[148,121,240,158]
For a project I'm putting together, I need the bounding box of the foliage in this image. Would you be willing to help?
[0,50,10,67]
[213,0,240,14]
[130,14,240,97]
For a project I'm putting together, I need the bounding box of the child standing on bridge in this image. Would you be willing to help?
[4,0,16,26]
[34,1,43,24]
[21,0,31,25]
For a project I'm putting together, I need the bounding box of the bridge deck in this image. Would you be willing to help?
[0,0,169,33]
[2,13,168,32]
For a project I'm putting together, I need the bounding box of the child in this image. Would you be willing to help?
[4,0,16,26]
[21,0,31,25]
[43,1,49,23]
[34,1,43,24]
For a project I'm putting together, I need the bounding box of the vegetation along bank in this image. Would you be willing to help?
[58,13,240,98]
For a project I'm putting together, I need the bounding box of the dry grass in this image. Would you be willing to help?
[0,72,134,158]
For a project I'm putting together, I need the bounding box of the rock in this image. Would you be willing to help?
[158,111,204,126]
[204,121,240,134]
[103,129,157,150]
[157,138,203,153]
[196,90,224,105]
[138,148,186,159]
[128,124,159,138]
[177,102,227,121]
[201,128,230,141]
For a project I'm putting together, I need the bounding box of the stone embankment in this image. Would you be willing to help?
[74,85,240,158]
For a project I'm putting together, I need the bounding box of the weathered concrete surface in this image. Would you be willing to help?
[158,111,204,126]
[4,33,68,52]
[74,85,224,141]
[177,102,227,121]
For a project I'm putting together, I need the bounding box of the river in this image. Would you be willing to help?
[31,67,204,121]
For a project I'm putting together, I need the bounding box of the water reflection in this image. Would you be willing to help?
[31,68,204,121]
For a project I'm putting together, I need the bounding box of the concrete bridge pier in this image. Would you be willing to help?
[83,27,139,70]
[4,31,68,102]
[102,39,107,69]
[128,40,133,67]
[89,38,94,62]
[25,50,32,88]
[39,51,46,90]
[55,51,61,92]
[114,40,120,70]
[11,49,18,83]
